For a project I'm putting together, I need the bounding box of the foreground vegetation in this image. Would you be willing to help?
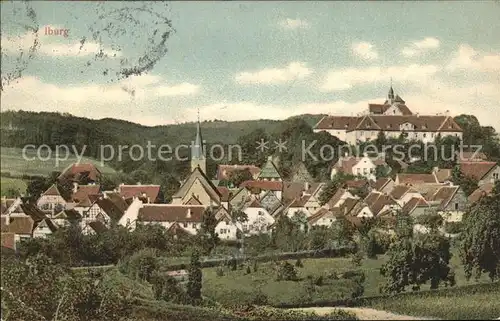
[0,177,27,197]
[362,282,500,320]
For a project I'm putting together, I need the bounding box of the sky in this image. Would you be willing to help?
[1,1,500,130]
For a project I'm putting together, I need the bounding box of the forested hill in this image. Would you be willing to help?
[0,110,324,150]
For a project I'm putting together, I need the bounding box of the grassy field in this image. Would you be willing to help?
[0,177,28,196]
[362,282,500,320]
[202,247,493,307]
[0,147,116,178]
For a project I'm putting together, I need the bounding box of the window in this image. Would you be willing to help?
[423,133,427,138]
[192,222,197,228]
[360,131,364,136]
[494,173,499,180]
[454,203,459,211]
[183,222,188,228]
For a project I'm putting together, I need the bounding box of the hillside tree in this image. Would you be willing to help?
[459,181,500,281]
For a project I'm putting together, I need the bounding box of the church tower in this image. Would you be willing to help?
[190,110,206,173]
[388,85,395,104]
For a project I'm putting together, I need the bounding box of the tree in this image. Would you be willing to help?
[228,168,253,187]
[451,166,479,197]
[375,164,389,179]
[231,208,248,223]
[459,182,500,281]
[197,207,220,255]
[380,215,455,294]
[186,250,202,305]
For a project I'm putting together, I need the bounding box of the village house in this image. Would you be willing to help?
[330,154,388,181]
[428,186,468,222]
[117,184,161,204]
[58,162,102,183]
[372,177,395,194]
[307,197,359,228]
[239,180,283,201]
[468,182,495,204]
[394,173,440,185]
[138,204,206,234]
[240,198,275,235]
[313,87,463,144]
[401,197,432,217]
[323,188,356,210]
[284,182,324,218]
[459,161,500,186]
[36,184,72,215]
[171,167,222,207]
[256,156,283,182]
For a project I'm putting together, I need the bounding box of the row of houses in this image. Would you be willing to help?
[2,96,499,250]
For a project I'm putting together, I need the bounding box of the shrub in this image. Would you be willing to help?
[119,248,159,283]
[444,221,463,234]
[150,271,187,304]
[351,251,363,267]
[276,262,298,281]
[327,271,339,280]
[314,275,324,286]
[253,260,258,272]
[251,290,269,305]
[246,265,251,274]
[295,258,303,267]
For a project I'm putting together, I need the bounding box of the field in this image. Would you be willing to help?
[361,282,500,320]
[0,147,116,178]
[0,177,28,196]
[202,247,492,307]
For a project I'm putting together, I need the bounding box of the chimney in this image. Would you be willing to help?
[186,208,191,219]
[72,182,78,194]
[5,212,10,226]
[304,182,310,192]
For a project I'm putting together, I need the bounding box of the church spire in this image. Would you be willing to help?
[191,108,206,173]
[388,78,395,103]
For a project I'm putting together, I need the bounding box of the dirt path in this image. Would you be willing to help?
[294,307,438,320]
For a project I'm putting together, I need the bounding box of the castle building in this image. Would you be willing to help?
[313,87,463,145]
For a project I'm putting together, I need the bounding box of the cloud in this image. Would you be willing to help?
[278,18,310,30]
[352,42,378,60]
[235,62,313,85]
[320,64,440,91]
[401,37,440,57]
[1,31,122,58]
[446,44,500,72]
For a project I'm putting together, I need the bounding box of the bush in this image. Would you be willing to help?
[444,221,463,234]
[118,248,160,283]
[253,260,258,272]
[314,275,324,286]
[351,251,363,267]
[276,262,298,281]
[246,265,251,274]
[251,290,269,305]
[150,271,187,304]
[327,271,339,280]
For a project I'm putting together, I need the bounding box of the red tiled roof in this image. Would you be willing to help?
[373,178,392,191]
[42,184,62,197]
[369,104,390,115]
[402,197,429,214]
[428,186,459,210]
[247,199,262,208]
[344,179,369,189]
[390,185,412,200]
[396,173,438,185]
[216,165,261,181]
[58,163,102,181]
[468,183,495,203]
[315,115,462,133]
[314,116,359,130]
[1,199,16,215]
[216,187,233,202]
[0,216,34,235]
[118,185,161,202]
[459,161,498,181]
[138,205,205,223]
[434,169,452,183]
[72,185,101,202]
[326,188,347,208]
[240,180,283,191]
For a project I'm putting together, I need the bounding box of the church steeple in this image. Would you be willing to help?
[388,78,395,103]
[191,108,206,173]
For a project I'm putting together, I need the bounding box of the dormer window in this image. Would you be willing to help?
[386,124,391,129]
